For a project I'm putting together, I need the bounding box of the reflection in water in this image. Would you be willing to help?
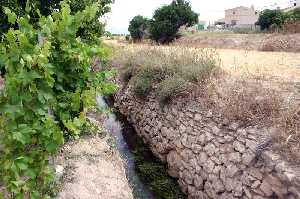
[97,96,155,199]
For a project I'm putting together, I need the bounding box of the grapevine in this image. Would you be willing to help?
[0,1,116,198]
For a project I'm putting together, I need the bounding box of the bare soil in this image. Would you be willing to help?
[56,114,134,199]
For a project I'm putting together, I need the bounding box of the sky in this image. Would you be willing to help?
[105,0,295,34]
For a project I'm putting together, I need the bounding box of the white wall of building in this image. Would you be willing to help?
[225,6,259,27]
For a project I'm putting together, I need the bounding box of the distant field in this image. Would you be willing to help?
[181,31,239,38]
[217,49,300,82]
[174,32,300,52]
[108,40,300,83]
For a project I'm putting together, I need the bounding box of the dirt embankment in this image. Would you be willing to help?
[174,33,300,52]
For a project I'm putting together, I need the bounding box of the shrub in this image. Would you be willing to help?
[114,46,219,102]
[0,0,113,41]
[149,0,198,44]
[128,15,149,42]
[130,67,158,98]
[120,63,136,83]
[131,74,152,98]
[256,9,286,31]
[0,2,116,197]
[69,0,113,41]
[156,75,186,104]
[217,79,282,125]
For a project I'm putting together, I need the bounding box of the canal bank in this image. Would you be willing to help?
[101,95,187,199]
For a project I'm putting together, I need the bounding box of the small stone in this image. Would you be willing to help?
[194,114,202,121]
[225,178,234,191]
[251,180,261,189]
[205,132,214,142]
[194,175,204,189]
[244,187,252,198]
[198,152,208,165]
[229,122,240,131]
[272,186,288,198]
[188,185,196,195]
[210,156,222,165]
[204,159,215,174]
[193,191,208,199]
[260,180,273,197]
[55,165,64,178]
[224,135,234,142]
[253,195,264,199]
[242,152,255,165]
[167,151,182,178]
[228,152,241,163]
[226,164,239,177]
[288,187,300,198]
[265,174,283,187]
[214,178,225,193]
[212,166,222,175]
[166,113,173,121]
[211,126,221,135]
[233,180,243,197]
[204,143,216,156]
[180,169,194,185]
[179,124,187,134]
[249,168,263,180]
[233,141,246,153]
[197,134,206,146]
[206,111,213,118]
[246,139,257,151]
[204,182,217,199]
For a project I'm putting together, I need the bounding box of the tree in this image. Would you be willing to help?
[0,0,113,75]
[149,0,198,44]
[0,0,61,37]
[0,0,113,40]
[69,0,114,40]
[128,15,149,42]
[286,8,300,22]
[256,9,286,31]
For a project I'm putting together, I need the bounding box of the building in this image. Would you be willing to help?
[224,6,259,28]
[283,0,300,12]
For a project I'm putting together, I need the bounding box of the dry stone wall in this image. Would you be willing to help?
[115,87,300,199]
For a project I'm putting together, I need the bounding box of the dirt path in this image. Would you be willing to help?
[56,116,133,199]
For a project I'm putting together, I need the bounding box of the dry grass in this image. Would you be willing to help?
[113,46,219,103]
[213,77,282,126]
[111,44,300,161]
[217,49,300,83]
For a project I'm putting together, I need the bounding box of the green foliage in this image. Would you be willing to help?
[149,0,198,43]
[0,1,116,197]
[0,0,61,37]
[156,75,185,104]
[134,139,187,199]
[128,15,149,41]
[130,67,158,98]
[286,8,300,22]
[69,0,114,41]
[256,9,286,30]
[0,0,113,41]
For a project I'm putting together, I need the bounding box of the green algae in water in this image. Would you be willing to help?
[134,139,187,199]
